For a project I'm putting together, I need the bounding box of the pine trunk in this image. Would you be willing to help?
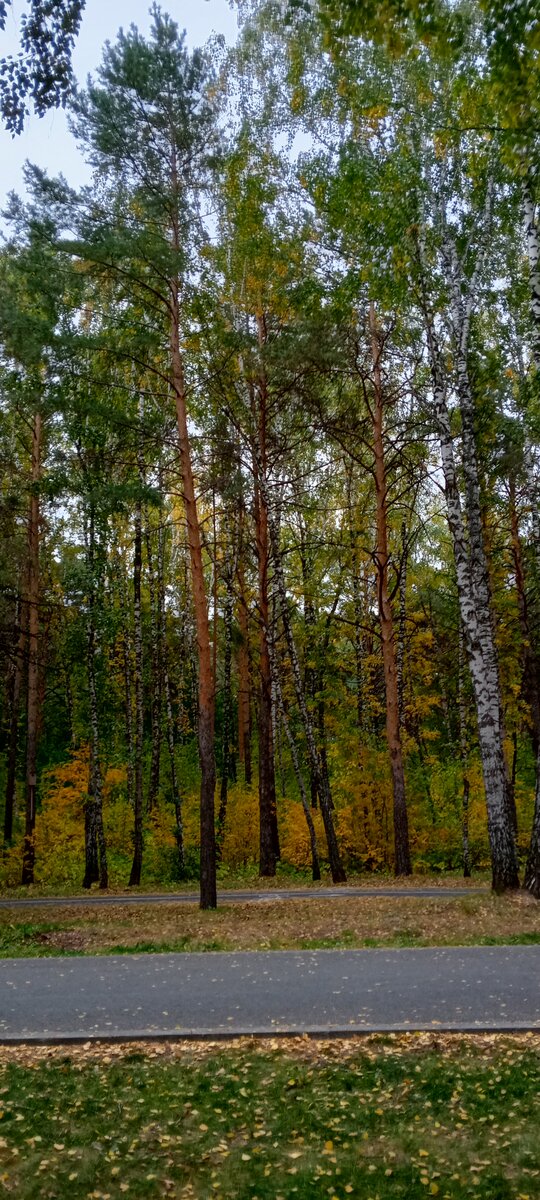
[4,599,26,848]
[346,470,364,755]
[119,562,135,811]
[129,487,144,886]
[217,566,235,850]
[170,288,216,909]
[145,515,163,813]
[264,483,346,883]
[164,657,184,870]
[397,521,407,729]
[21,413,41,886]
[253,394,279,876]
[299,519,319,807]
[237,551,252,786]
[271,641,321,881]
[83,506,108,890]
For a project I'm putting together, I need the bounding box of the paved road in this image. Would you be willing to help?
[0,886,485,909]
[0,946,538,1042]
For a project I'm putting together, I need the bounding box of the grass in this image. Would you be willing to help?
[0,892,539,958]
[0,1035,539,1199]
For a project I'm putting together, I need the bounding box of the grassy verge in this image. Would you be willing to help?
[0,893,538,958]
[0,1035,539,1199]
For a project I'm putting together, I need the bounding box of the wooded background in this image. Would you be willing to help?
[1,0,539,902]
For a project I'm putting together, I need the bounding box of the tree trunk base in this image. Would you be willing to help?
[491,871,520,894]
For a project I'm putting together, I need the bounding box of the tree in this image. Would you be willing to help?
[67,10,219,907]
[0,0,84,133]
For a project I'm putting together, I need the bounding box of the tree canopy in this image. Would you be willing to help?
[0,0,84,132]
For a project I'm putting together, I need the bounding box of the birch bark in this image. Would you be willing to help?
[422,306,519,890]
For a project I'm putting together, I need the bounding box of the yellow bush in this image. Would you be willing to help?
[278,800,326,870]
[220,785,259,867]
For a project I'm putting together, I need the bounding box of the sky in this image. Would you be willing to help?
[0,0,238,209]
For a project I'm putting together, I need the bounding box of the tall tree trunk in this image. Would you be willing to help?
[83,506,108,890]
[164,656,184,871]
[346,465,364,758]
[456,343,518,842]
[119,561,135,812]
[525,753,540,897]
[217,557,235,851]
[270,639,321,881]
[370,306,412,877]
[523,171,540,371]
[263,483,346,883]
[170,285,216,909]
[237,546,252,786]
[414,220,520,892]
[520,169,540,897]
[145,513,163,812]
[129,483,144,887]
[251,350,279,876]
[509,473,540,755]
[299,517,319,808]
[424,320,519,890]
[397,520,407,729]
[458,625,472,878]
[4,597,26,848]
[21,412,41,885]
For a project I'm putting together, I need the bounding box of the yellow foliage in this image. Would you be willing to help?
[220,785,260,867]
[279,801,326,871]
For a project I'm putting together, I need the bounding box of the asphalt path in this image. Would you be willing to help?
[0,946,538,1042]
[0,886,485,909]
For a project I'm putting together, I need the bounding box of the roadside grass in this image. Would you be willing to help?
[0,1035,539,1199]
[0,893,539,958]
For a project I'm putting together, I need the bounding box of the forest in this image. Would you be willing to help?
[1,0,539,908]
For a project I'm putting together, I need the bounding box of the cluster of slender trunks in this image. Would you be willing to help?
[4,168,540,906]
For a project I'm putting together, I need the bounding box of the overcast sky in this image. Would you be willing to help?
[1,0,238,208]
